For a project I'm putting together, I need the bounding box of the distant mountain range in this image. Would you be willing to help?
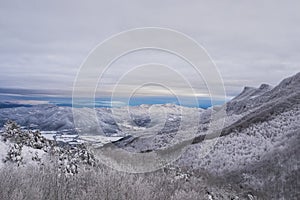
[0,72,299,199]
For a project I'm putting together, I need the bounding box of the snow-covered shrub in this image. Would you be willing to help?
[1,121,96,175]
[4,143,23,165]
[1,120,22,141]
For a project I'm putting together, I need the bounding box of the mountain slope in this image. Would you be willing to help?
[226,72,300,115]
[178,72,300,199]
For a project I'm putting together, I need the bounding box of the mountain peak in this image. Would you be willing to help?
[275,72,300,91]
[243,86,256,91]
[258,83,272,90]
[230,86,256,102]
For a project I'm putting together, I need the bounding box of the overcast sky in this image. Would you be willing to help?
[0,0,299,99]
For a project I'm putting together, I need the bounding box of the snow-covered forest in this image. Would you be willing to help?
[0,72,299,199]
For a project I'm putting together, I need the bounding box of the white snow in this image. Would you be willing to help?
[79,135,123,147]
[178,106,300,174]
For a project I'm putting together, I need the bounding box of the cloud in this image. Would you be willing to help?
[0,0,299,99]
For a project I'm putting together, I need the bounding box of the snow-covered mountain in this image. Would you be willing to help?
[0,72,299,199]
[177,72,300,199]
[0,105,120,135]
[0,103,202,136]
[226,72,299,115]
[110,72,300,199]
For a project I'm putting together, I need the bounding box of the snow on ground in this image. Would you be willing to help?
[40,133,56,141]
[0,135,47,167]
[40,131,124,147]
[178,106,300,174]
[21,145,47,166]
[79,135,123,148]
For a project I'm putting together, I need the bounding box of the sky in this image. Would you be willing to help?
[0,0,300,104]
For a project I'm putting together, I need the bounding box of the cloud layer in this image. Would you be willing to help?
[0,0,299,98]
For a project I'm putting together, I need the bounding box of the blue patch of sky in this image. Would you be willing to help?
[0,94,224,109]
